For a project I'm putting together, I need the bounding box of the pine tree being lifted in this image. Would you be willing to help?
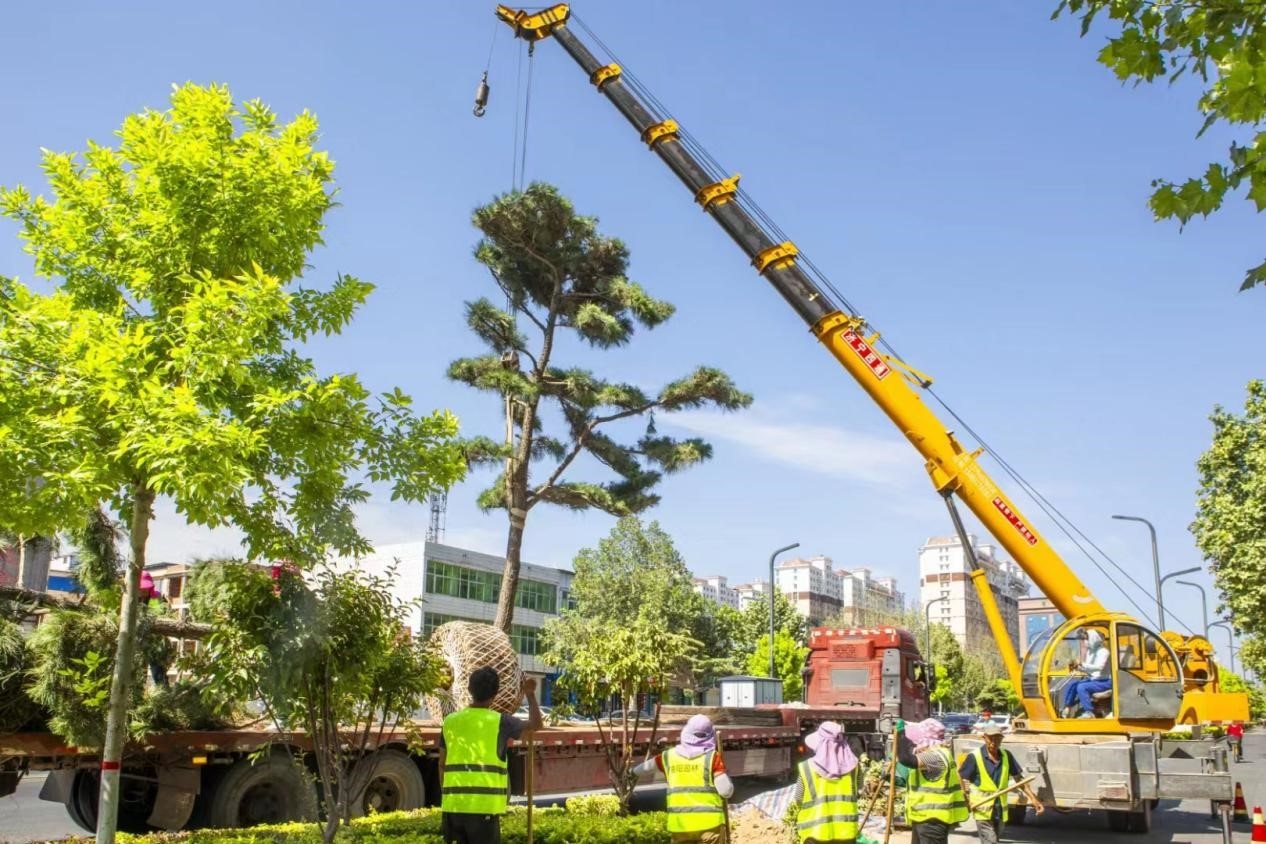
[451,183,752,632]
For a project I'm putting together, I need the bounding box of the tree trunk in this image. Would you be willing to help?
[16,535,52,591]
[95,486,154,844]
[494,507,526,632]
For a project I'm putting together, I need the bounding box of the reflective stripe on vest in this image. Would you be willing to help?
[970,747,1010,820]
[662,748,726,833]
[906,746,969,825]
[441,708,509,815]
[796,760,859,843]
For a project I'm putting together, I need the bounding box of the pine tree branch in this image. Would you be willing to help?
[528,400,659,506]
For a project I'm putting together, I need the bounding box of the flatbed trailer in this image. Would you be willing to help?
[0,718,804,833]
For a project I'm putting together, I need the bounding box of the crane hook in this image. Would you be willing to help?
[473,71,490,118]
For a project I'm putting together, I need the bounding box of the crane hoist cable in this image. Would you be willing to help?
[571,11,1201,635]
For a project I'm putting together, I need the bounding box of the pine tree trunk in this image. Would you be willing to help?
[95,486,154,844]
[494,507,526,632]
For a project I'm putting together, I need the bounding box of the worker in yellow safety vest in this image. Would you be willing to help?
[439,666,543,844]
[958,723,1043,844]
[634,713,733,843]
[792,721,860,843]
[895,718,969,844]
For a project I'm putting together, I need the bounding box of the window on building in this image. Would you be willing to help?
[515,580,557,614]
[425,560,500,603]
[510,625,541,656]
[422,611,485,637]
[168,576,183,599]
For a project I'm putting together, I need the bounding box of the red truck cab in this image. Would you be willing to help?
[800,626,931,730]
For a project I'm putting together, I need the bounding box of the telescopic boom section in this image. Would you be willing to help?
[495,4,1106,621]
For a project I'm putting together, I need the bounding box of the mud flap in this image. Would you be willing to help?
[147,765,199,831]
[38,769,74,804]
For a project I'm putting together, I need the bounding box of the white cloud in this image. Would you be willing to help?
[663,406,916,486]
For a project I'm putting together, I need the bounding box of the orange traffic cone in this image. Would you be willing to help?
[1251,806,1266,842]
[1234,783,1250,823]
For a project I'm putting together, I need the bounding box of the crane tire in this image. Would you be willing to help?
[205,752,317,828]
[350,749,426,817]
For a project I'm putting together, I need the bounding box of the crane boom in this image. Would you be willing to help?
[496,4,1104,621]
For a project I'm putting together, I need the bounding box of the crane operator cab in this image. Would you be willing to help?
[1020,614,1182,729]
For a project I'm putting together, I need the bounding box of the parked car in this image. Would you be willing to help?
[941,714,975,735]
[971,714,1013,734]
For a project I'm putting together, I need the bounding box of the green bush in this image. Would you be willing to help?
[564,794,623,816]
[102,808,672,844]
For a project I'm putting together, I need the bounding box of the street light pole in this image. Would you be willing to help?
[768,542,800,680]
[1113,514,1164,630]
[924,596,950,665]
[1173,580,1209,638]
[1210,621,1236,675]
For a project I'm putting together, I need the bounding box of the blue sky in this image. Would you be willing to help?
[2,2,1259,649]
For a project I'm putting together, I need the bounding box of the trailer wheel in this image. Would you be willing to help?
[350,750,426,816]
[205,753,317,828]
[65,772,96,834]
[63,770,156,834]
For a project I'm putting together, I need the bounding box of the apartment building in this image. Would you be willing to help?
[776,556,843,623]
[733,580,770,611]
[692,575,740,610]
[836,568,905,627]
[918,534,1030,656]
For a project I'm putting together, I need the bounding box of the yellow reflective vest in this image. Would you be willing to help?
[906,746,969,825]
[662,747,726,833]
[796,760,859,843]
[441,707,509,815]
[969,748,1010,821]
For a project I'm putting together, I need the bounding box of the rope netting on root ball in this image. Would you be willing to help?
[425,621,522,718]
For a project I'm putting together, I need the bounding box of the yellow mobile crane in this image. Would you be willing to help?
[490,6,1247,736]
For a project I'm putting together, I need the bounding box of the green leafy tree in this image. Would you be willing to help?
[975,679,1023,715]
[929,664,957,711]
[1191,380,1266,643]
[957,652,1009,713]
[542,518,699,812]
[187,559,445,843]
[451,183,752,631]
[740,589,809,656]
[1054,0,1266,290]
[746,629,809,701]
[1239,635,1266,679]
[0,83,464,843]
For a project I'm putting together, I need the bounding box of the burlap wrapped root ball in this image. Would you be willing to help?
[426,621,522,718]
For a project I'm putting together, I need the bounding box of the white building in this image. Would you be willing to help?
[918,534,1030,656]
[772,556,905,626]
[776,555,843,623]
[692,575,740,609]
[733,580,771,611]
[344,541,573,693]
[837,568,905,627]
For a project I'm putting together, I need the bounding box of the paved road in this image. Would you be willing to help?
[0,774,79,844]
[2,735,1262,843]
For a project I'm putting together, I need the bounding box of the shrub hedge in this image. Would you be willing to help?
[103,807,671,844]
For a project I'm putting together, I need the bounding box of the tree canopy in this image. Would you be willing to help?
[1191,379,1266,644]
[0,82,464,841]
[1055,0,1266,290]
[452,183,751,630]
